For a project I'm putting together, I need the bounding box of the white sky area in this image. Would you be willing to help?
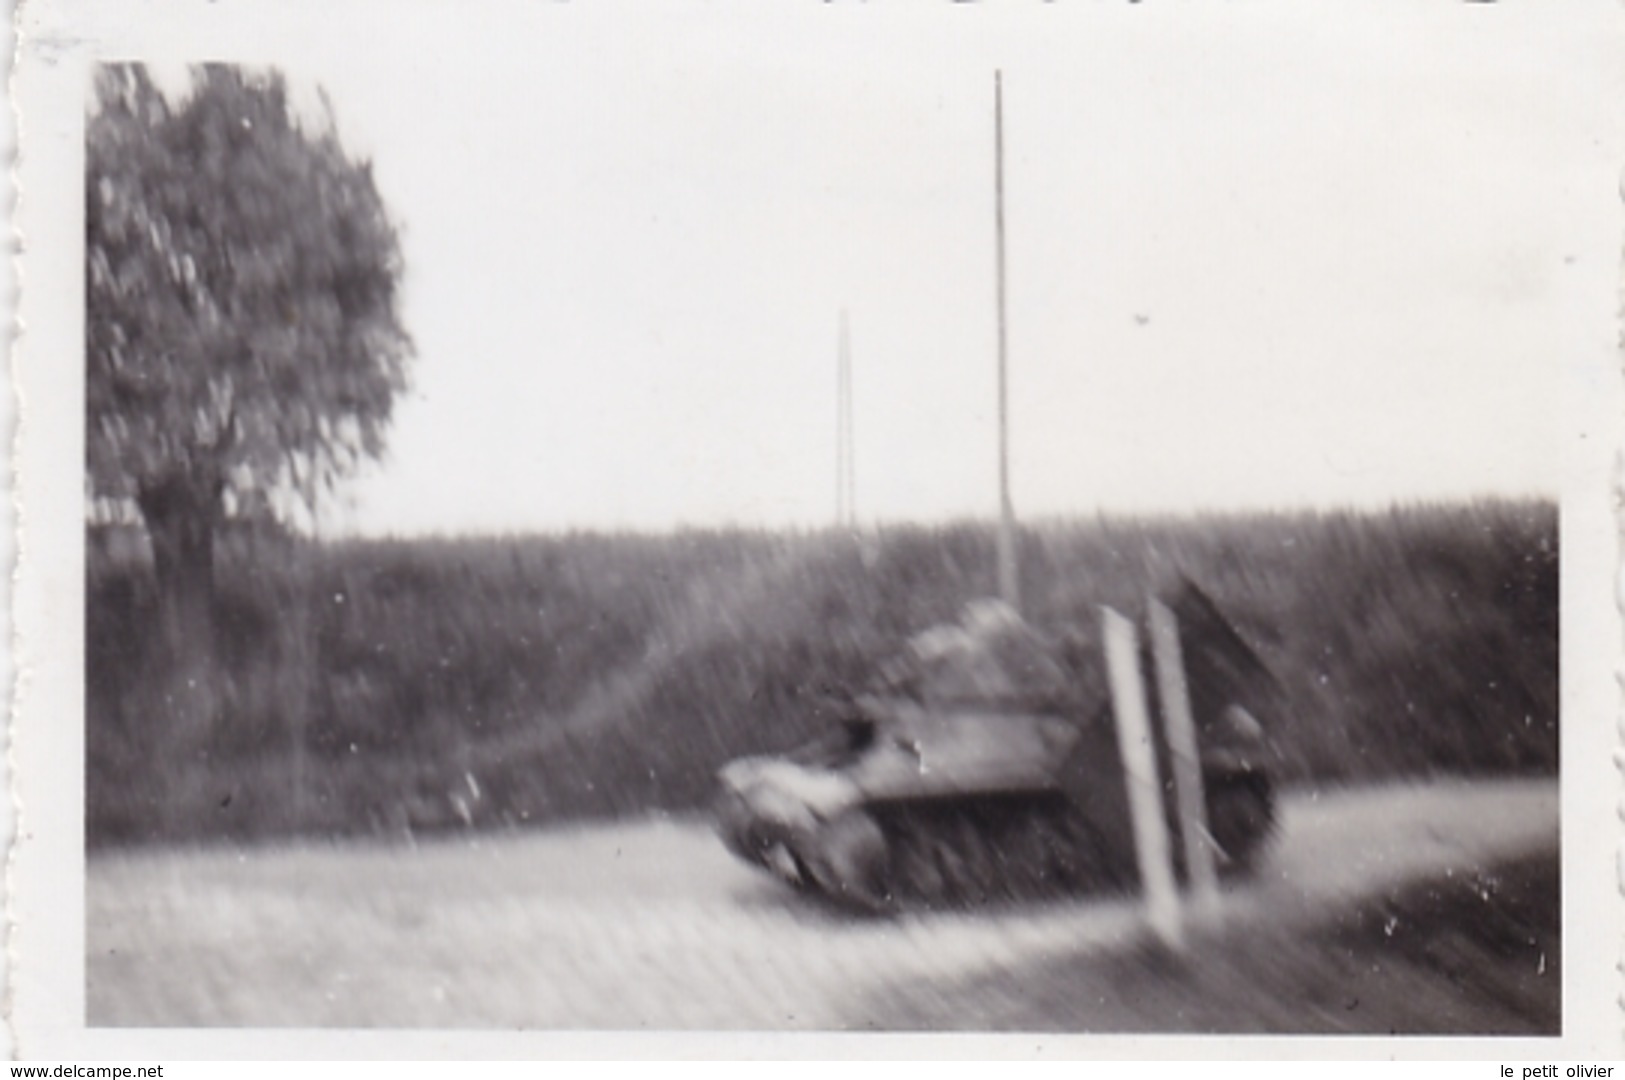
[152,3,1621,536]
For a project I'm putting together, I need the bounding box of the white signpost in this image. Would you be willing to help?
[1101,605,1183,950]
[1149,597,1223,922]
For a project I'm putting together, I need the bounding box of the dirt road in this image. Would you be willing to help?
[87,778,1557,1029]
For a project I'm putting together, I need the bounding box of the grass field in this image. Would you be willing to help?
[87,500,1558,846]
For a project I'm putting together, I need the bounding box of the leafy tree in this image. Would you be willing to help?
[86,65,412,750]
[88,66,411,641]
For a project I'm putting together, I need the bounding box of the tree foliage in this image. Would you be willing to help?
[87,64,412,545]
[87,65,412,793]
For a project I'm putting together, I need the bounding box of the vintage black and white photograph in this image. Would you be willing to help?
[11,0,1624,1056]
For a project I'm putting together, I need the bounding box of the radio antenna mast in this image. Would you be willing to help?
[994,71,1020,610]
[836,309,856,531]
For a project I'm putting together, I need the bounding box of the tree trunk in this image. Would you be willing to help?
[137,470,222,836]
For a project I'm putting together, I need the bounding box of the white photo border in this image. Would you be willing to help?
[11,0,1623,1058]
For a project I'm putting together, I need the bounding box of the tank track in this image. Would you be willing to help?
[864,796,1130,911]
[818,774,1273,912]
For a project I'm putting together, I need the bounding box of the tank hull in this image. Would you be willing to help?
[715,714,1275,913]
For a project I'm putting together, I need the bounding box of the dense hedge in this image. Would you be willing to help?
[87,502,1558,847]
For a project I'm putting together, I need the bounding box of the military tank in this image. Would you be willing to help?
[713,582,1280,912]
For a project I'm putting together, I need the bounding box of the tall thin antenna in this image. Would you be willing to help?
[994,71,1020,610]
[837,309,856,530]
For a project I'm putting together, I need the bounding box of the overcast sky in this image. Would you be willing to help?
[152,3,1620,536]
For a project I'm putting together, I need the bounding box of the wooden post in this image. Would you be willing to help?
[290,548,313,832]
[1101,606,1183,949]
[1149,597,1222,922]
